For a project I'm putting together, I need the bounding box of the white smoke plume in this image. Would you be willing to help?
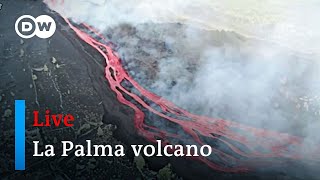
[45,0,320,55]
[45,0,320,164]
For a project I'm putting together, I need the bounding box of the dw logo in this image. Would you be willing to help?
[15,15,56,39]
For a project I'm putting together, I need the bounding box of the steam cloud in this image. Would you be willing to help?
[45,0,320,169]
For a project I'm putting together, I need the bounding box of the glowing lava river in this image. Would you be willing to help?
[45,0,319,173]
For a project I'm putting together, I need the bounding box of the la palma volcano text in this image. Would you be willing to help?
[33,140,212,157]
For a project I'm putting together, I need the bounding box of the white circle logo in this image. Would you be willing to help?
[15,15,56,39]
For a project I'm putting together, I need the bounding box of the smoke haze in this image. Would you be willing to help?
[45,0,320,164]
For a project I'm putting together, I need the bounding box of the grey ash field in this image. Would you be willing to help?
[0,0,148,179]
[0,0,319,180]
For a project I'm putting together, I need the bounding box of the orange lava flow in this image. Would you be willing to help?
[45,0,319,173]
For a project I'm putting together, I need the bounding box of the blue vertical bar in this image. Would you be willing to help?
[15,100,25,170]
